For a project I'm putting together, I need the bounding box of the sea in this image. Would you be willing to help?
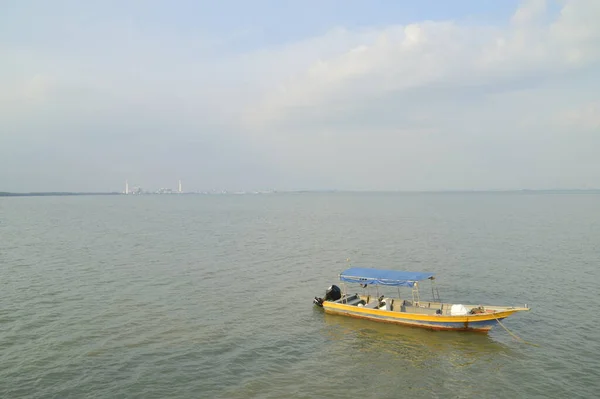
[1,192,599,398]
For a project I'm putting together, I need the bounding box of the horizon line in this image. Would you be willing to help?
[2,188,600,197]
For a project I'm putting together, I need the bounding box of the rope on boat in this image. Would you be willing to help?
[494,316,539,347]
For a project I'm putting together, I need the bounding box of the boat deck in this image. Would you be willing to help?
[334,294,506,316]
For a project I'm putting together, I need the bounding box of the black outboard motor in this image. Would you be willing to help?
[325,285,342,302]
[313,285,341,307]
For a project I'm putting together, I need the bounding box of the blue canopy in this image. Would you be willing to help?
[339,267,434,287]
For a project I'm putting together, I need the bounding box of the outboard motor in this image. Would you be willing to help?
[325,285,342,302]
[313,284,342,307]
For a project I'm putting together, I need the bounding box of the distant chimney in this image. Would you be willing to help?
[178,180,182,193]
[125,180,129,195]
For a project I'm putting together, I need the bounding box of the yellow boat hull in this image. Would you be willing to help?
[322,302,529,332]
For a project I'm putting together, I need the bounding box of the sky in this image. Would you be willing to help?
[1,0,599,192]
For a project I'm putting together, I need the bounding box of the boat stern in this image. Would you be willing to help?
[313,284,342,307]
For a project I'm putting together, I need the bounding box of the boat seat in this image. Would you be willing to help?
[402,305,440,315]
[363,300,380,309]
[334,294,359,304]
[332,294,356,303]
[344,297,363,306]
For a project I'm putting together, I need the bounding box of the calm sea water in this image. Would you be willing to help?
[1,193,599,398]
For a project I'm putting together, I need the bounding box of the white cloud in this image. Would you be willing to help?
[245,0,599,129]
[511,0,548,26]
[21,74,52,101]
[231,0,600,190]
[558,102,600,130]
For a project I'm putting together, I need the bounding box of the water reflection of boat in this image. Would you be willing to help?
[321,310,511,358]
[314,267,530,332]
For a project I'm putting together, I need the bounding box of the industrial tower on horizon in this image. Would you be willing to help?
[124,180,182,194]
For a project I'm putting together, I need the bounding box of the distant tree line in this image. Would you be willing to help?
[0,192,122,197]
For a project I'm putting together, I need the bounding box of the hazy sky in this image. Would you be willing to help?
[1,0,599,192]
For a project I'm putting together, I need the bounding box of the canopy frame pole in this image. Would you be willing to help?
[430,279,441,302]
[345,283,348,303]
[412,282,420,306]
[431,281,434,302]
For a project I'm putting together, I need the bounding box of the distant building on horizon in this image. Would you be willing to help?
[122,179,183,194]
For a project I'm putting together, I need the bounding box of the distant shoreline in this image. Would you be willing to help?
[2,189,600,197]
[0,192,122,197]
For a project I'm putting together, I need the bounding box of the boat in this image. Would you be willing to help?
[313,267,530,332]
